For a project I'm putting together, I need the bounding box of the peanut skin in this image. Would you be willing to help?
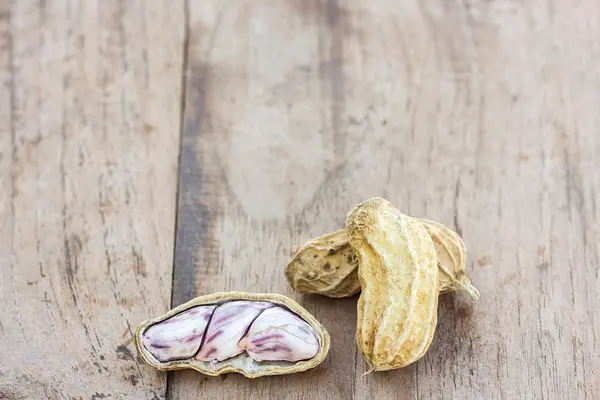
[134,292,330,378]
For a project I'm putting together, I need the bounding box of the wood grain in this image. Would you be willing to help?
[170,0,600,399]
[0,1,184,398]
[2,0,599,399]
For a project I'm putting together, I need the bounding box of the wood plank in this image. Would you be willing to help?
[0,1,184,398]
[171,0,600,399]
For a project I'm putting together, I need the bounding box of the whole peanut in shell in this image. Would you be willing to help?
[346,197,439,371]
[285,222,478,301]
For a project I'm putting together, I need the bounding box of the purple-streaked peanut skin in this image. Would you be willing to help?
[195,301,273,362]
[141,302,319,364]
[238,307,319,362]
[142,305,216,362]
[134,292,331,378]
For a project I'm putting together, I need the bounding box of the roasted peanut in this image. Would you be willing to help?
[135,292,330,378]
[347,198,438,370]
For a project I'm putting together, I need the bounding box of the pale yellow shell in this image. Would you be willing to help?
[419,219,479,300]
[285,229,360,298]
[347,198,439,371]
[134,292,330,378]
[286,223,478,300]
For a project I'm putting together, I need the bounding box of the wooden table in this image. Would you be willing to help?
[2,1,599,399]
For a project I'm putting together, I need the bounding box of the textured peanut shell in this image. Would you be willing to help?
[286,222,478,300]
[347,198,438,371]
[134,292,330,378]
[285,230,361,298]
[420,218,479,300]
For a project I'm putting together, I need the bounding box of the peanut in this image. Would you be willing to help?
[135,292,330,378]
[420,218,479,300]
[286,223,478,300]
[285,230,360,298]
[347,197,438,370]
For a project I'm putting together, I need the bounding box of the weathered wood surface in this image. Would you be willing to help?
[0,1,184,398]
[2,0,600,399]
[172,0,600,399]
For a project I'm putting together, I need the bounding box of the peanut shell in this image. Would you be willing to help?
[420,218,479,300]
[285,222,478,300]
[284,230,360,298]
[347,197,438,371]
